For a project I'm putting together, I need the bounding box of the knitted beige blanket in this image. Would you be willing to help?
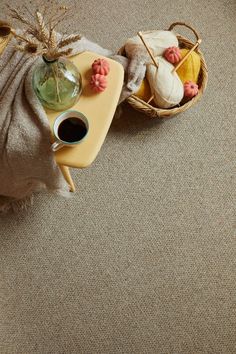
[0,35,144,213]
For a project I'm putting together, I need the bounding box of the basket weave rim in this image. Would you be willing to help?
[168,22,200,41]
[121,24,208,118]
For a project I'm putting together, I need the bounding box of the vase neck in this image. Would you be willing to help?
[42,55,58,64]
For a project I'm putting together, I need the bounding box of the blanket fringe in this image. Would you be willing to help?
[0,194,34,214]
[0,186,71,214]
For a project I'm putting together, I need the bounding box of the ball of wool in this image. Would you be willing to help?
[90,74,107,92]
[176,48,201,84]
[134,78,152,102]
[146,56,184,109]
[125,30,179,61]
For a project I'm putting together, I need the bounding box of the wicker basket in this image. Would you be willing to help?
[120,22,208,118]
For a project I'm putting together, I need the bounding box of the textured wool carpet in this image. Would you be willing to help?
[0,0,235,353]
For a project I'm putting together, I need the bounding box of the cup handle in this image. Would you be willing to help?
[51,141,65,151]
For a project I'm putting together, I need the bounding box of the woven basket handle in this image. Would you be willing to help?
[168,22,202,73]
[168,22,200,42]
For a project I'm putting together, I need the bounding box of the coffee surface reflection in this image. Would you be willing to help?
[58,117,88,143]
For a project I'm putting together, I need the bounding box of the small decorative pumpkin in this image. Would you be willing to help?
[92,58,110,76]
[164,46,181,64]
[90,74,107,93]
[176,48,201,84]
[184,81,199,98]
[146,56,184,108]
[134,78,152,102]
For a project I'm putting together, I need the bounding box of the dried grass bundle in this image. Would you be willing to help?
[4,4,81,60]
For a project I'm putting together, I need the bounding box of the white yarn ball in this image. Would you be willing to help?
[125,30,178,61]
[146,56,184,109]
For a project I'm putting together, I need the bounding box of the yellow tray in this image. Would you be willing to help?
[47,51,124,168]
[0,40,124,169]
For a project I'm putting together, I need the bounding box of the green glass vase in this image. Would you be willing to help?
[32,56,82,111]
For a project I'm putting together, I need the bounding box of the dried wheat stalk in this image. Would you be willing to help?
[58,34,81,48]
[35,11,49,43]
[6,4,81,60]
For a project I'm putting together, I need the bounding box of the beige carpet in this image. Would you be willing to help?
[1,0,235,353]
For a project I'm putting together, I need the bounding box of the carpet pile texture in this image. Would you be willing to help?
[0,0,235,353]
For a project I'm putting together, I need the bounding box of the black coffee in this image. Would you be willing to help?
[58,117,88,143]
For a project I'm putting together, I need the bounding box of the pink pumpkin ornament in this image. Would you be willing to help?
[90,74,107,93]
[184,81,199,98]
[92,58,110,76]
[164,46,181,64]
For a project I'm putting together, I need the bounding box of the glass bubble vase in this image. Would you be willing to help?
[32,56,82,111]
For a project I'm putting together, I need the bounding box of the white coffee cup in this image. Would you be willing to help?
[51,110,89,152]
